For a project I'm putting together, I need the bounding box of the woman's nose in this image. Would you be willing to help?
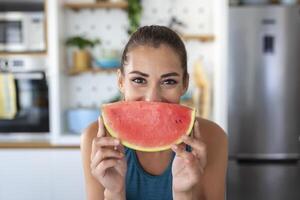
[145,84,162,102]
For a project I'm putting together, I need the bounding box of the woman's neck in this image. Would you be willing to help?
[135,149,174,175]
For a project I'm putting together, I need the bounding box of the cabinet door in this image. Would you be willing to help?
[0,149,85,200]
[51,149,85,200]
[227,160,300,200]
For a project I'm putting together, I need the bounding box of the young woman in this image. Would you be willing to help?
[81,25,228,200]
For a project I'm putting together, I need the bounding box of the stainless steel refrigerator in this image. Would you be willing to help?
[228,6,300,200]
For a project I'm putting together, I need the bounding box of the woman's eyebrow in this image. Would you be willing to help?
[161,72,180,78]
[129,71,149,77]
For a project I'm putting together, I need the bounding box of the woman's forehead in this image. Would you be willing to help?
[124,45,183,75]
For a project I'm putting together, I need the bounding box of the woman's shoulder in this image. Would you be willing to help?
[80,121,98,147]
[194,119,227,199]
[196,117,228,149]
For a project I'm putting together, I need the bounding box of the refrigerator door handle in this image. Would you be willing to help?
[235,153,300,161]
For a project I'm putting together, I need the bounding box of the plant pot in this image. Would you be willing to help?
[73,50,91,72]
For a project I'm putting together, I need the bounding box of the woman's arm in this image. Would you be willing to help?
[200,119,228,200]
[81,122,105,200]
[81,119,127,200]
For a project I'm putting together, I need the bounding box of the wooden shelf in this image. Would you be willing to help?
[64,1,128,10]
[0,142,79,149]
[181,34,215,42]
[230,0,300,6]
[0,51,47,56]
[68,67,119,75]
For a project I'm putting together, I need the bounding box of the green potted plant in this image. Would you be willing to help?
[66,36,100,73]
[127,0,142,35]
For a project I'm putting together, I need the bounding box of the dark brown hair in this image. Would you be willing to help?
[120,25,188,79]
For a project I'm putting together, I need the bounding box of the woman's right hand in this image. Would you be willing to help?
[90,117,127,196]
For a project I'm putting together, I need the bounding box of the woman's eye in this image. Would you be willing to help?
[162,79,178,85]
[131,77,147,84]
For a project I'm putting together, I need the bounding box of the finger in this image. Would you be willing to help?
[171,144,194,163]
[116,143,125,154]
[92,137,121,161]
[91,148,124,171]
[94,137,120,147]
[93,148,124,162]
[91,135,106,159]
[181,135,207,166]
[97,117,106,137]
[193,120,202,140]
[181,135,206,154]
[91,138,97,160]
[91,148,123,169]
[95,159,120,177]
[177,142,186,150]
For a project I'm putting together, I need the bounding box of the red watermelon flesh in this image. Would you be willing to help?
[102,101,195,152]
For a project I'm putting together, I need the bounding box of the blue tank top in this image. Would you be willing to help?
[125,148,175,200]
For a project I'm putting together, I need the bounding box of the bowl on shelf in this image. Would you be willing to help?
[94,48,121,69]
[66,108,100,134]
[94,58,121,69]
[280,0,298,4]
[241,0,269,4]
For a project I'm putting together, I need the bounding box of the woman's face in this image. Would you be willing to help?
[118,44,188,103]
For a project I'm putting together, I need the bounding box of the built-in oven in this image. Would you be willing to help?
[0,0,45,52]
[0,56,49,139]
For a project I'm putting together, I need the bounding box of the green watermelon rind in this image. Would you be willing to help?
[102,103,196,152]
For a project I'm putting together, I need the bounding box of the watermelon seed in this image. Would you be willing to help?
[175,119,182,124]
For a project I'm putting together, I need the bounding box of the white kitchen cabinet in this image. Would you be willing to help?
[0,149,85,200]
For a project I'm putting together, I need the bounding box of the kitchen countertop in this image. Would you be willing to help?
[0,142,80,149]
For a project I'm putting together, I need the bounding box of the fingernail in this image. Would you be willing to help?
[114,139,120,145]
[172,145,178,150]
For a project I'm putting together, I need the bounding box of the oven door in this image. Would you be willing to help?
[0,12,26,52]
[0,71,49,133]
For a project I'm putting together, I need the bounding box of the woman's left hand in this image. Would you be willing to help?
[171,119,207,195]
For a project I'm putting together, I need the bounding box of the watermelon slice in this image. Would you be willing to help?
[102,101,195,152]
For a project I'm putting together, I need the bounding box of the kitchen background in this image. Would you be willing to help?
[0,0,299,200]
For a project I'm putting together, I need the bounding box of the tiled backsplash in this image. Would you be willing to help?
[62,0,215,110]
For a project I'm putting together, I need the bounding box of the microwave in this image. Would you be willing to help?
[0,12,46,52]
